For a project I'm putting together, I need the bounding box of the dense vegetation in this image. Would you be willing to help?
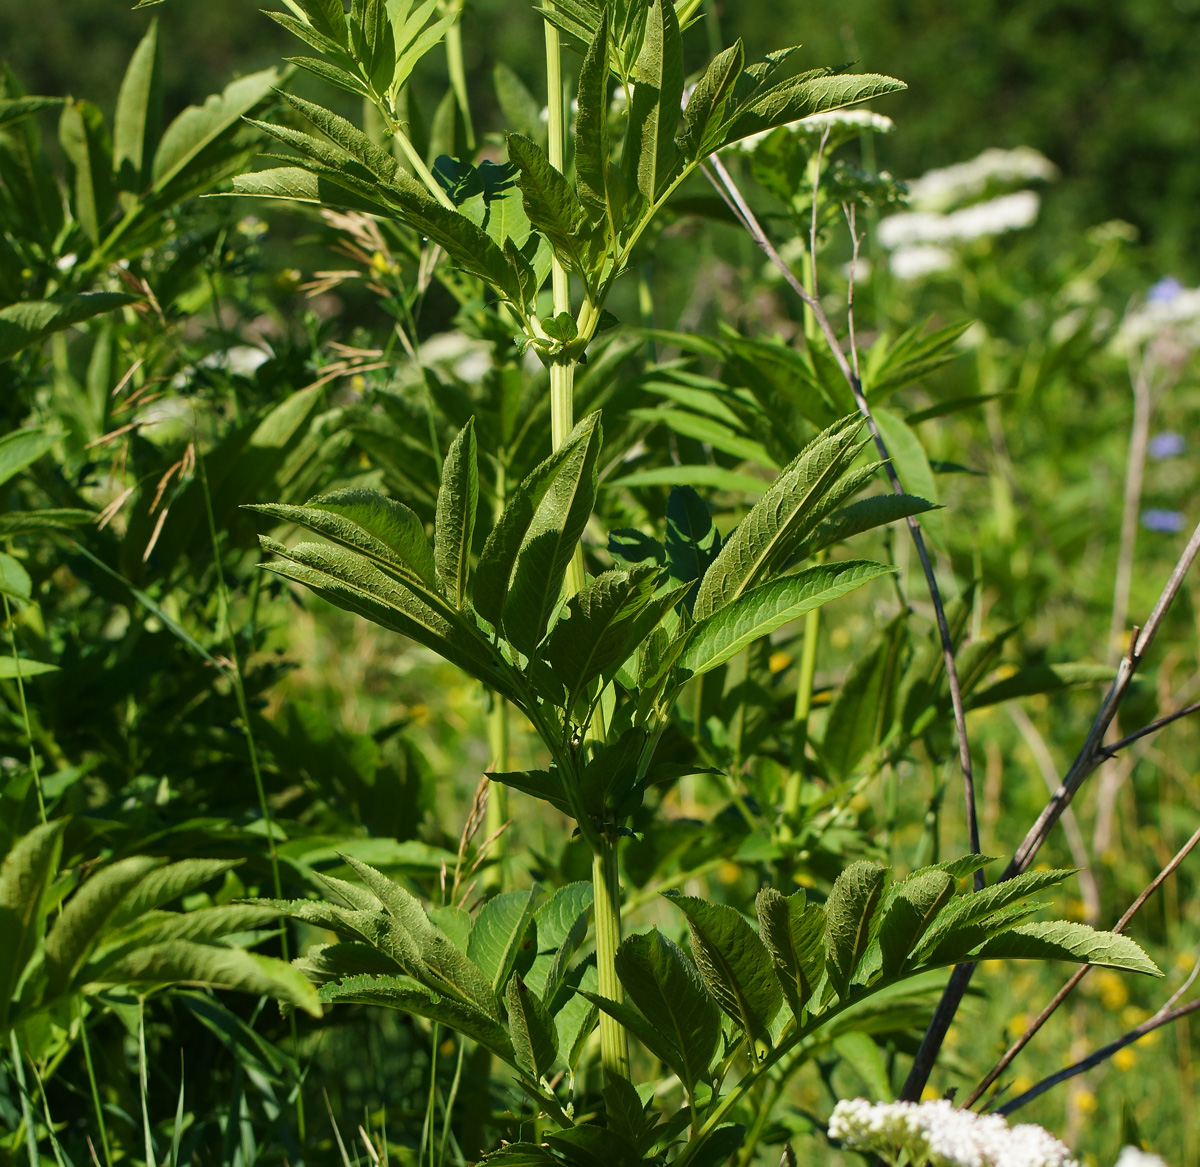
[0,2,1197,1166]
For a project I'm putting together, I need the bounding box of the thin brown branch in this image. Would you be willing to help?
[997,955,1200,1116]
[1101,698,1200,757]
[966,822,1200,1107]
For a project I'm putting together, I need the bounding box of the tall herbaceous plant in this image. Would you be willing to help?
[234,2,1162,1163]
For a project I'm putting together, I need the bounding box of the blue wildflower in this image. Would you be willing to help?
[1148,276,1184,304]
[1141,509,1186,533]
[1148,431,1185,459]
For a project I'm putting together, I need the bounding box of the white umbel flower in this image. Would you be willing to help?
[1114,1147,1169,1167]
[906,146,1059,213]
[1115,282,1200,351]
[889,245,955,281]
[733,107,895,152]
[878,191,1040,250]
[828,1098,1078,1167]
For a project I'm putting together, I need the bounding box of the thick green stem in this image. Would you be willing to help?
[592,835,631,1080]
[543,15,570,316]
[781,604,820,835]
[482,694,509,893]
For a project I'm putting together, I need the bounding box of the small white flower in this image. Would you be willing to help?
[1115,284,1200,350]
[1114,1147,1169,1167]
[199,345,271,378]
[879,191,1040,250]
[55,253,78,273]
[906,146,1058,213]
[889,245,955,281]
[828,1098,1077,1167]
[796,108,896,135]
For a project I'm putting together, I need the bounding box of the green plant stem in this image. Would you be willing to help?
[781,604,820,835]
[482,694,509,894]
[592,835,631,1080]
[444,3,476,153]
[543,13,570,317]
[2,590,44,823]
[78,1006,113,1167]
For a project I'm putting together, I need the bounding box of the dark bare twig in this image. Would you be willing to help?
[703,157,981,867]
[905,519,1200,1101]
[965,822,1200,1107]
[997,955,1200,1116]
[1101,698,1200,757]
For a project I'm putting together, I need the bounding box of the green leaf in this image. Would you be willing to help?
[578,990,688,1083]
[286,55,371,99]
[506,133,593,281]
[0,426,59,488]
[59,100,114,244]
[494,62,544,143]
[0,98,63,132]
[113,18,162,192]
[792,492,936,562]
[574,14,610,217]
[614,930,721,1092]
[434,418,478,608]
[487,769,573,816]
[604,465,766,495]
[723,73,906,148]
[0,294,134,362]
[250,488,438,594]
[295,0,349,43]
[663,891,781,1050]
[152,67,278,193]
[93,942,322,1017]
[692,415,863,620]
[755,886,825,1016]
[627,407,775,468]
[107,859,240,929]
[833,1031,893,1101]
[506,975,559,1080]
[679,41,745,159]
[680,560,894,678]
[0,821,65,1033]
[502,413,601,654]
[878,869,955,978]
[824,861,887,1001]
[277,91,399,181]
[0,553,31,602]
[0,509,92,535]
[478,1145,558,1166]
[44,856,162,995]
[971,922,1161,976]
[872,408,943,547]
[822,613,907,780]
[0,658,57,679]
[232,164,386,214]
[625,0,684,201]
[321,973,516,1058]
[467,887,539,993]
[541,564,662,705]
[967,662,1116,710]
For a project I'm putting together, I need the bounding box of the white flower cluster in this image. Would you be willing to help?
[733,107,895,153]
[828,1098,1078,1167]
[878,146,1056,280]
[905,147,1059,214]
[1114,1147,1169,1167]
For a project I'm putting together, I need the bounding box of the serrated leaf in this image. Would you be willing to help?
[276,91,399,181]
[44,856,162,995]
[755,887,825,1016]
[679,41,745,159]
[94,942,322,1016]
[506,133,593,280]
[506,975,559,1079]
[0,426,60,488]
[824,861,887,1001]
[0,821,65,1032]
[970,922,1161,976]
[0,97,62,132]
[680,560,894,678]
[878,870,955,978]
[614,930,720,1092]
[487,769,573,816]
[0,509,91,535]
[294,0,349,43]
[434,418,478,608]
[107,859,240,929]
[625,0,684,201]
[468,887,539,993]
[873,408,943,547]
[287,55,371,98]
[574,13,609,216]
[723,73,906,148]
[502,412,601,654]
[792,492,936,562]
[663,892,781,1049]
[627,407,774,467]
[321,973,516,1058]
[692,415,863,620]
[578,989,688,1082]
[0,294,135,362]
